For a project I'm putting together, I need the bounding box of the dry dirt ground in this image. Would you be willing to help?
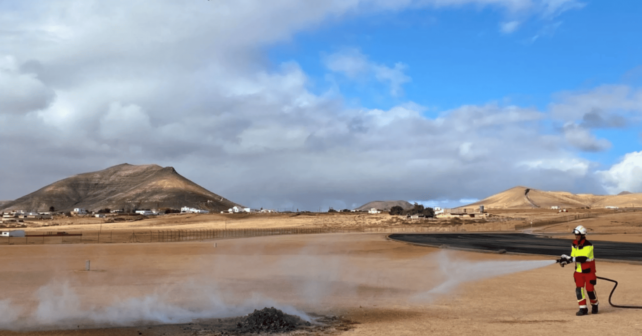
[1,232,642,335]
[20,211,520,233]
[530,211,642,243]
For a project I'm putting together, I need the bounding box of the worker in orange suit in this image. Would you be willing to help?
[559,225,599,316]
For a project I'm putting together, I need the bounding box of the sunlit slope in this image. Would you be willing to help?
[461,186,642,209]
[1,164,241,212]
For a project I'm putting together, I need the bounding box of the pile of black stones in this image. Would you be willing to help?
[236,307,311,334]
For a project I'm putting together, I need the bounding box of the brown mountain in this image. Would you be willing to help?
[356,200,414,211]
[0,164,242,212]
[460,186,642,210]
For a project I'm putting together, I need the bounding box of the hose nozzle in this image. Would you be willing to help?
[556,257,570,267]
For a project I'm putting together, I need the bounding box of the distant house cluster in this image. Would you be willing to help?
[136,210,156,216]
[220,206,278,214]
[434,205,488,219]
[73,208,87,215]
[226,206,251,213]
[181,206,209,214]
[1,210,53,227]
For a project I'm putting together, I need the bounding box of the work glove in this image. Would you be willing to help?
[558,254,573,267]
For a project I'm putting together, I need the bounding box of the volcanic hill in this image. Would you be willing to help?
[356,200,414,211]
[460,186,642,209]
[0,164,241,212]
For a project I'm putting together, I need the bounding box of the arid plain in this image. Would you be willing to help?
[3,168,642,335]
[1,207,642,335]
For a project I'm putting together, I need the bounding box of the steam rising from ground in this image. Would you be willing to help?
[0,280,309,330]
[0,248,554,331]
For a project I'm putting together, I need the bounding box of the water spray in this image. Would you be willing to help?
[556,257,642,309]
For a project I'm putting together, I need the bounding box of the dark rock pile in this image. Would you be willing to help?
[236,307,311,334]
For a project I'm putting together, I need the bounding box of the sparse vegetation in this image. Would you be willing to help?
[389,206,404,215]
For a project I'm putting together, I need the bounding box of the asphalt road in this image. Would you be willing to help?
[388,233,642,262]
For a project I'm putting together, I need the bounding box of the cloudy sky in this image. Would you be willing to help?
[1,0,641,210]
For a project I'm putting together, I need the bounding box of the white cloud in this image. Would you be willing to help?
[549,85,642,121]
[323,49,370,79]
[518,158,590,176]
[597,151,642,194]
[500,20,521,34]
[324,49,411,96]
[0,0,600,209]
[418,0,582,16]
[539,0,585,18]
[373,63,411,96]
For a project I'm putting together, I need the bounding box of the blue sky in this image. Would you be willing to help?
[2,0,642,210]
[268,0,642,169]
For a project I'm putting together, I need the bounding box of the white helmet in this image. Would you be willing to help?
[573,225,587,235]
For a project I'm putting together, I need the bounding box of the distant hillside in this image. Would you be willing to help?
[356,200,414,211]
[460,186,642,210]
[1,164,242,212]
[0,200,12,208]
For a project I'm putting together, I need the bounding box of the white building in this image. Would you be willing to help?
[226,206,251,213]
[368,208,381,214]
[180,206,209,214]
[434,207,445,215]
[73,208,87,215]
[1,230,25,237]
[605,206,619,209]
[551,206,559,210]
[95,214,106,218]
[135,210,155,216]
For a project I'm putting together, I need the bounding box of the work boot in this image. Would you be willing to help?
[591,305,598,314]
[576,308,588,316]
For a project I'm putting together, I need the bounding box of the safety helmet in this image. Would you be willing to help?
[573,225,587,235]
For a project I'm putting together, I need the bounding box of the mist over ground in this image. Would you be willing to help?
[0,239,553,331]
